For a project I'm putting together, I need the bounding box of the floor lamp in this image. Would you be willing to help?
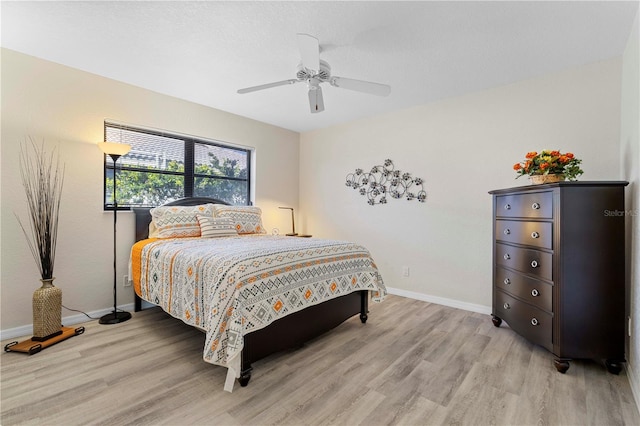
[98,142,132,324]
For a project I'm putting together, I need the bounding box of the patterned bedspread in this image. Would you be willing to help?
[130,235,386,391]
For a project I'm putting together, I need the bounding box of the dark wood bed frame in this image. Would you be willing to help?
[132,197,369,387]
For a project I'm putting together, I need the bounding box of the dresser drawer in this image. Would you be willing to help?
[495,243,552,281]
[495,191,553,219]
[495,267,552,312]
[495,290,552,351]
[496,220,552,249]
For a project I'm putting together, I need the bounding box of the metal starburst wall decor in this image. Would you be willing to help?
[345,159,426,206]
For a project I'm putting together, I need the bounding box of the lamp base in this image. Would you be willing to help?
[99,311,132,325]
[286,233,298,236]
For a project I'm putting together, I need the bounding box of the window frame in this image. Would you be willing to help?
[102,122,252,210]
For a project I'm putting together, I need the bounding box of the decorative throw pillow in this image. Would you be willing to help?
[197,215,238,238]
[150,204,215,238]
[212,205,266,234]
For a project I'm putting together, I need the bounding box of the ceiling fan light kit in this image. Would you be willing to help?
[237,34,391,113]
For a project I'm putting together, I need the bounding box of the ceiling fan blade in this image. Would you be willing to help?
[237,79,299,94]
[308,86,325,113]
[330,76,391,97]
[297,33,320,71]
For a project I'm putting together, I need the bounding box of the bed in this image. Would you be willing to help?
[130,197,386,391]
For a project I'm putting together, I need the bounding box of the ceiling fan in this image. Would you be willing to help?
[237,34,391,113]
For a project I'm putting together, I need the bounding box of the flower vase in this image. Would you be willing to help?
[32,278,63,341]
[530,174,565,185]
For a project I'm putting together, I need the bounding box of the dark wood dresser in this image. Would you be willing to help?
[489,181,628,374]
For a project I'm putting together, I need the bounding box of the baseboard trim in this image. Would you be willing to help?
[0,303,135,341]
[386,286,492,315]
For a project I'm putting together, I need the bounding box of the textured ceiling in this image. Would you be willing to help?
[2,1,638,133]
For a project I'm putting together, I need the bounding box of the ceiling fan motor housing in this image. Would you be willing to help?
[297,60,331,82]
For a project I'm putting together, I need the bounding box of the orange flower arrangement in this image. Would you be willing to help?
[513,150,583,180]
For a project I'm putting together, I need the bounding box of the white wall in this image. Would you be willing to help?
[621,8,640,410]
[299,58,623,312]
[0,48,300,335]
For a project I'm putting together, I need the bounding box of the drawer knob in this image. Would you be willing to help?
[504,278,511,285]
[532,202,540,210]
[531,289,539,297]
[504,253,511,260]
[504,229,511,235]
[530,260,539,268]
[504,204,511,210]
[531,318,539,326]
[503,303,510,310]
[531,231,540,239]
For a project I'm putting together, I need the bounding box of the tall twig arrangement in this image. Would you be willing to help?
[15,138,65,280]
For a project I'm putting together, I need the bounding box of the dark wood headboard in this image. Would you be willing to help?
[132,197,231,242]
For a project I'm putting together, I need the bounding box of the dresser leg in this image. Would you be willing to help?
[554,358,571,373]
[491,315,502,327]
[605,359,623,375]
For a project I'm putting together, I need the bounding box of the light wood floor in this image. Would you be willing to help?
[1,294,638,425]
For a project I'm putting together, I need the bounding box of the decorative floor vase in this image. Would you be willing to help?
[530,174,565,185]
[32,278,63,341]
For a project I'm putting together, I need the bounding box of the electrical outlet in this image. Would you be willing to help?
[123,275,131,287]
[402,266,410,277]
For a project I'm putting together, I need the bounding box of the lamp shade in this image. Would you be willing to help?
[97,142,131,156]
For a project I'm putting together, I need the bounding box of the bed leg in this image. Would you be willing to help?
[134,294,142,312]
[360,291,369,323]
[239,365,253,387]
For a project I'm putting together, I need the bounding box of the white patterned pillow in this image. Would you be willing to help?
[197,215,238,238]
[150,204,215,238]
[212,205,266,234]
[148,221,159,238]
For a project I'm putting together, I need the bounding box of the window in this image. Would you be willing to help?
[103,122,251,209]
